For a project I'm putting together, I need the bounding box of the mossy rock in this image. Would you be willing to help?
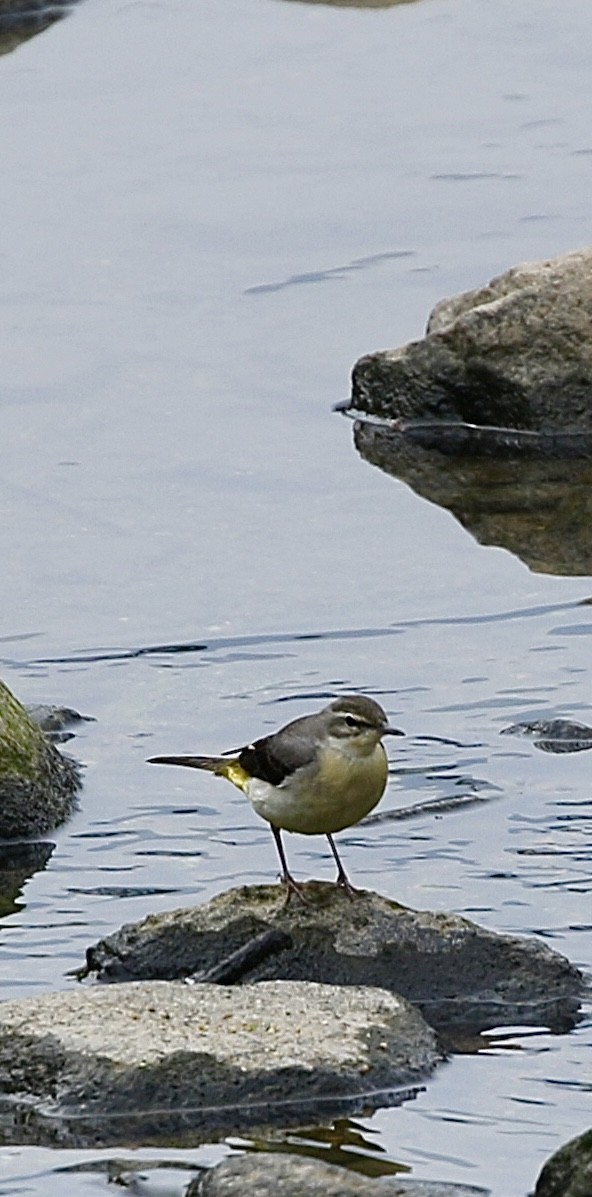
[0,679,81,837]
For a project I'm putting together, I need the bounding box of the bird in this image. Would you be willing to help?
[148,694,403,902]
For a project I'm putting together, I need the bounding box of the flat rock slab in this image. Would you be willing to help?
[189,1153,490,1197]
[0,978,438,1147]
[83,884,585,1034]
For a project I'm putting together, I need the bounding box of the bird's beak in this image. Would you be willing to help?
[382,726,405,737]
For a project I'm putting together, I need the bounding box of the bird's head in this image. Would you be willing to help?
[324,695,404,755]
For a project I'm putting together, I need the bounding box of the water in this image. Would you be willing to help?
[0,0,591,1193]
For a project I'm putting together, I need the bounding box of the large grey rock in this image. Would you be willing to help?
[534,1128,592,1197]
[350,249,592,434]
[189,1153,489,1197]
[0,979,438,1147]
[83,884,584,1034]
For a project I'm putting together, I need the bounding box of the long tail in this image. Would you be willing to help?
[147,753,250,792]
[147,754,228,774]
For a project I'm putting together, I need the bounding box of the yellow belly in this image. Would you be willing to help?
[246,743,388,835]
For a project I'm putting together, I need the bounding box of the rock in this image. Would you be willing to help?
[0,979,439,1147]
[339,251,592,575]
[349,248,592,438]
[0,678,82,838]
[534,1128,592,1197]
[189,1153,489,1197]
[82,884,584,1034]
[500,719,592,754]
[0,0,78,57]
[26,704,94,742]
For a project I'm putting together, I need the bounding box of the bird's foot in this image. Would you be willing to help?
[335,871,361,900]
[281,872,310,906]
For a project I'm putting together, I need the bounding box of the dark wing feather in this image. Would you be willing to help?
[238,718,319,786]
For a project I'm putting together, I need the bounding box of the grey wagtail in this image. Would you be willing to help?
[148,695,403,901]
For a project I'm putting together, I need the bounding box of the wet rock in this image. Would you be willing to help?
[189,1153,489,1197]
[26,703,95,744]
[0,979,439,1147]
[0,678,82,838]
[349,248,592,439]
[83,884,584,1034]
[534,1128,592,1197]
[501,718,592,754]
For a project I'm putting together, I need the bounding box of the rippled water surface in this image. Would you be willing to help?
[1,0,591,1193]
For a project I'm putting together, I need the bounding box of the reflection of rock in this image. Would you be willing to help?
[350,249,592,432]
[0,678,82,838]
[0,0,77,57]
[534,1128,592,1197]
[501,719,592,754]
[83,883,584,1035]
[350,419,592,575]
[0,841,54,918]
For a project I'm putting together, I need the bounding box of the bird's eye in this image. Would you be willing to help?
[345,715,359,729]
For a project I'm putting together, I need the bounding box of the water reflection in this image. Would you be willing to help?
[346,419,592,576]
[0,841,54,918]
[232,1117,410,1178]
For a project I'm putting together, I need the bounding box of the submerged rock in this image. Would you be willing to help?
[501,718,592,754]
[26,704,95,744]
[83,884,584,1035]
[0,979,439,1147]
[189,1153,490,1197]
[349,248,592,437]
[0,678,82,838]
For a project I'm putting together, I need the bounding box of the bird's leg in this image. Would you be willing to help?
[270,824,309,905]
[326,833,360,899]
